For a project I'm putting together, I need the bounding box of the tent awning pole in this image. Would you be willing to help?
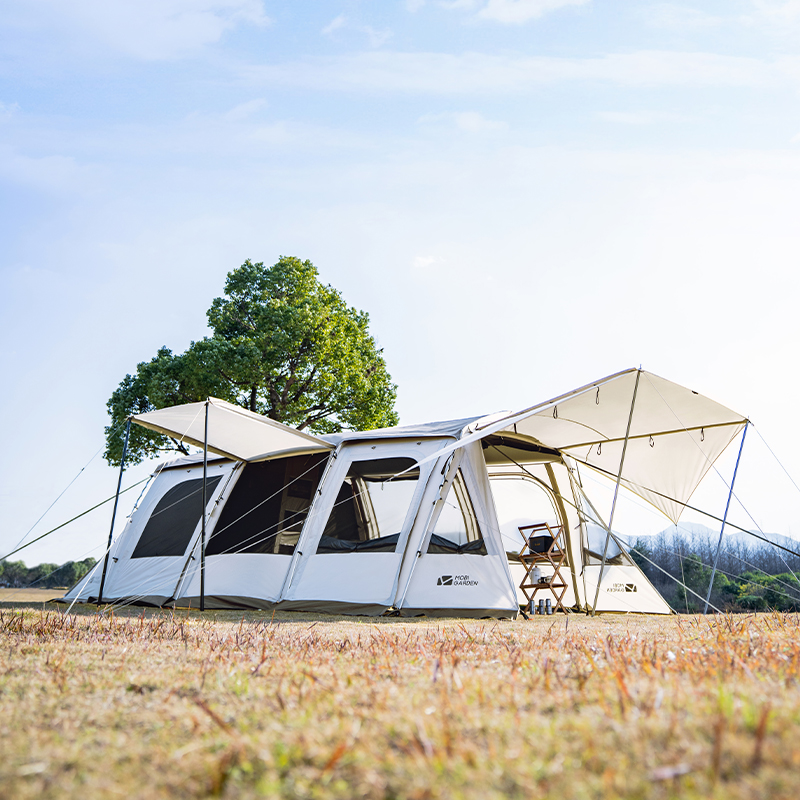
[200,399,209,612]
[98,417,131,606]
[591,369,641,616]
[704,422,748,614]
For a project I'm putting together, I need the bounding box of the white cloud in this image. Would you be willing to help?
[241,50,797,94]
[361,25,393,48]
[750,0,800,23]
[412,255,441,269]
[644,4,725,29]
[418,110,507,132]
[7,0,270,61]
[743,1,800,37]
[0,101,21,119]
[321,14,391,48]
[477,0,590,24]
[0,144,89,195]
[597,109,689,125]
[322,14,347,36]
[439,1,481,10]
[223,98,267,120]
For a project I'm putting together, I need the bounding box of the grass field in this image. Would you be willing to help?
[1,599,798,799]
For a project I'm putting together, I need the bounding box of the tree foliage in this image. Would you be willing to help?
[0,558,96,589]
[626,532,800,613]
[106,257,399,466]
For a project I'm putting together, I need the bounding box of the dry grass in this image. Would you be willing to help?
[1,602,799,799]
[0,588,66,603]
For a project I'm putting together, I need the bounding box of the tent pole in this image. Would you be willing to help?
[703,422,748,614]
[200,399,209,612]
[98,417,131,607]
[591,369,641,616]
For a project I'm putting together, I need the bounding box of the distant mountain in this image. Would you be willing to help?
[612,523,800,555]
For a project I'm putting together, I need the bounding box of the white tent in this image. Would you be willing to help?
[65,369,747,617]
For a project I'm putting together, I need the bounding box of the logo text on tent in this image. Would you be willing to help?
[437,575,478,587]
[608,582,638,593]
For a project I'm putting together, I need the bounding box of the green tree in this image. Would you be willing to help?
[629,537,654,576]
[106,257,399,465]
[674,553,729,612]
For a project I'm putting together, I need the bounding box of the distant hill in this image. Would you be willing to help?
[611,523,800,555]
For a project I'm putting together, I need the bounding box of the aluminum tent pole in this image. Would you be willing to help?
[200,399,209,612]
[97,417,131,607]
[703,422,748,614]
[591,369,641,616]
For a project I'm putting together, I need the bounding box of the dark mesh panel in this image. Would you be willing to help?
[315,457,419,555]
[321,482,361,543]
[206,455,326,556]
[427,534,488,555]
[132,476,221,558]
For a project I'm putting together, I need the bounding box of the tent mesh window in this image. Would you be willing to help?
[316,457,419,554]
[487,469,562,557]
[583,526,633,567]
[132,476,222,558]
[427,471,487,555]
[206,454,328,556]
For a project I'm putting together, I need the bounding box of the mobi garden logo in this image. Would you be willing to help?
[608,582,638,593]
[437,575,479,587]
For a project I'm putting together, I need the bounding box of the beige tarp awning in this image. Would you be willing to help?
[132,398,333,462]
[422,369,748,524]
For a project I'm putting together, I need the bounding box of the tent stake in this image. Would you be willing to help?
[592,369,640,616]
[97,417,131,607]
[704,422,748,614]
[200,399,209,612]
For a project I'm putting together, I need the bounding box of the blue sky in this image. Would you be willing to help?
[2,0,800,567]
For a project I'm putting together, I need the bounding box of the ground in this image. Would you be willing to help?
[0,589,798,799]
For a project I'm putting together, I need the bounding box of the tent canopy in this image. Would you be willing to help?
[422,369,748,524]
[131,371,748,524]
[132,398,333,463]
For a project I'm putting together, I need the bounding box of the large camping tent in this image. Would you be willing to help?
[64,369,747,616]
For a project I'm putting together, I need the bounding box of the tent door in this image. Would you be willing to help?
[279,439,444,611]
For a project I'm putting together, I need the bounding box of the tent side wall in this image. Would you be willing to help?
[63,460,236,605]
[174,452,332,609]
[397,442,519,618]
[277,438,447,614]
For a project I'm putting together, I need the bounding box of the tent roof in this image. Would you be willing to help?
[421,369,748,524]
[133,370,747,524]
[322,417,477,445]
[132,398,333,463]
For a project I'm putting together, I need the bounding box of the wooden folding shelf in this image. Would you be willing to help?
[517,522,570,615]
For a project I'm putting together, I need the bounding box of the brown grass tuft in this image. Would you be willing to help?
[2,603,800,798]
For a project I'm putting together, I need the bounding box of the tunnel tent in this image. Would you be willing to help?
[64,369,747,616]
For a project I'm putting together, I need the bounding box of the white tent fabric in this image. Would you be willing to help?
[416,369,747,524]
[63,369,746,617]
[133,397,333,463]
